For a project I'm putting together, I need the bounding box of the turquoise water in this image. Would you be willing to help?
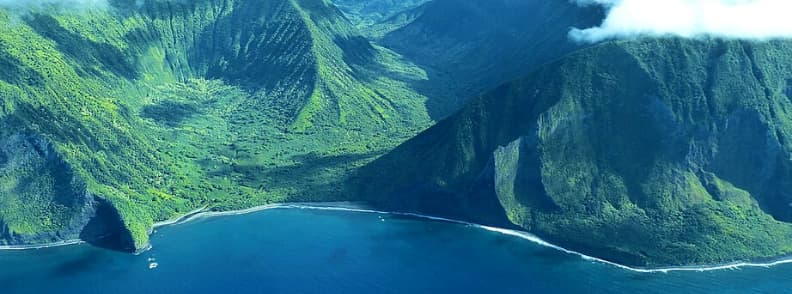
[1,208,791,294]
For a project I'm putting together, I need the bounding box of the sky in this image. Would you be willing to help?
[570,0,792,42]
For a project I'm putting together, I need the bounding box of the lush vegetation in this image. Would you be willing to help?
[374,0,604,118]
[0,0,434,250]
[332,0,428,32]
[3,0,792,269]
[355,39,792,267]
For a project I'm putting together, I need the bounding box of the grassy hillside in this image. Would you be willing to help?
[354,38,792,267]
[0,0,433,250]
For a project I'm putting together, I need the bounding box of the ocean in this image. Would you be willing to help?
[1,207,790,294]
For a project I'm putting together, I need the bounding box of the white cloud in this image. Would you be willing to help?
[570,0,792,42]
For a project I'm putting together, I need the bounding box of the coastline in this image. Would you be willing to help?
[3,201,792,273]
[0,239,85,251]
[146,202,792,273]
[151,202,367,229]
[152,206,212,228]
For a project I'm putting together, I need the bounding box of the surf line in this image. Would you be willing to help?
[261,204,792,274]
[0,239,85,251]
[4,202,791,273]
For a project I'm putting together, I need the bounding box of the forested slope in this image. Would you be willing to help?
[0,0,433,250]
[377,0,603,117]
[355,39,792,267]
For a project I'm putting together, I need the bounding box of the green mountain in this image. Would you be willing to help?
[354,39,792,267]
[377,0,604,117]
[0,0,434,250]
[4,0,791,270]
[332,0,429,30]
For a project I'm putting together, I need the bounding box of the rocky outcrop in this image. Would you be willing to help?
[0,134,133,250]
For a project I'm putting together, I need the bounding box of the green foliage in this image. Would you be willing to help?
[376,0,604,118]
[356,39,792,267]
[0,0,434,249]
[5,0,789,269]
[332,0,429,34]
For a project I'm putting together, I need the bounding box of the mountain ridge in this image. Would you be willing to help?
[376,0,604,117]
[354,38,792,267]
[3,0,791,268]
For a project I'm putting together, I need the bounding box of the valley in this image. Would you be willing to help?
[1,0,791,269]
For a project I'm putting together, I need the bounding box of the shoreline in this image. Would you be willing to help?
[3,201,792,273]
[152,206,211,228]
[0,239,85,251]
[271,205,792,273]
[152,202,366,228]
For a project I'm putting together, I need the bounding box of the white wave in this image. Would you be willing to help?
[0,239,85,251]
[5,202,791,273]
[276,204,792,273]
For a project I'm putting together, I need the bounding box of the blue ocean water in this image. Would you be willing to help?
[1,208,790,294]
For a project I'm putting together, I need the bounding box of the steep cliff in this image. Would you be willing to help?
[356,39,792,267]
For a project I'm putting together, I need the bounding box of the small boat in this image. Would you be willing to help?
[149,262,159,269]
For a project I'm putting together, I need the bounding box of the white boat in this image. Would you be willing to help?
[149,262,159,269]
